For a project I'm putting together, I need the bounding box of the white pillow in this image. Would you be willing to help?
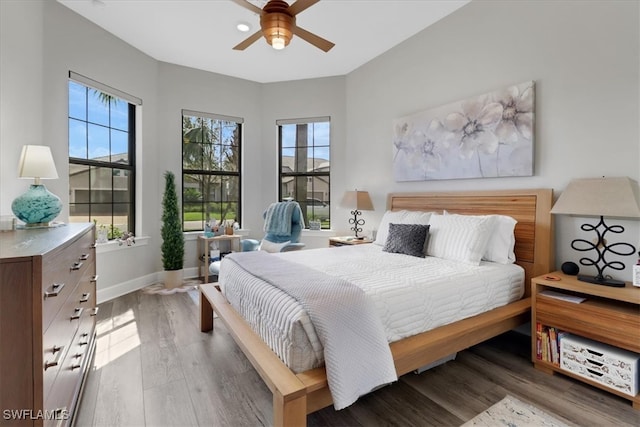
[374,210,432,246]
[443,211,517,264]
[259,239,291,253]
[426,214,495,265]
[484,215,517,264]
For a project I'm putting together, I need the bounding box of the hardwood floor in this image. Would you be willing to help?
[75,289,640,427]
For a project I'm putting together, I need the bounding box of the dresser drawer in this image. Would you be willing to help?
[42,232,95,330]
[536,295,640,353]
[42,284,88,398]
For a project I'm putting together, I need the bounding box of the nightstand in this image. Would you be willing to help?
[329,237,373,247]
[531,271,640,409]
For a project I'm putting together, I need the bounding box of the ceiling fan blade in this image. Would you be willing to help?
[292,25,335,52]
[231,0,263,15]
[288,0,320,16]
[233,30,264,50]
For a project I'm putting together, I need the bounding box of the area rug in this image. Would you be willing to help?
[141,279,200,295]
[462,395,570,427]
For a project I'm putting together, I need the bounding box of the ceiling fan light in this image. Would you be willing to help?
[271,36,286,50]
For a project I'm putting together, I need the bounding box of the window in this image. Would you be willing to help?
[278,117,330,229]
[68,72,139,239]
[182,110,242,232]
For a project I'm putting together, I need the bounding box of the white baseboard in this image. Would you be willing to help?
[97,267,201,304]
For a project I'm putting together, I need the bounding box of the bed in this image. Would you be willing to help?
[199,189,554,426]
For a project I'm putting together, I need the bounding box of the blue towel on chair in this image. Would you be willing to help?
[263,201,296,237]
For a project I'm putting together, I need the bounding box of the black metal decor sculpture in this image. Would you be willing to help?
[572,215,637,287]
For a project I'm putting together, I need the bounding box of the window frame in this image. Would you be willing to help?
[68,72,138,238]
[277,117,331,229]
[181,109,243,232]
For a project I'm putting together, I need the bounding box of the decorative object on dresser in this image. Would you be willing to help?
[161,171,185,289]
[340,190,374,238]
[393,81,534,182]
[531,271,640,409]
[0,223,97,426]
[561,261,579,276]
[551,177,640,287]
[11,145,63,227]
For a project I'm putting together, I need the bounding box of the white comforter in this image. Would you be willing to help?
[220,243,524,377]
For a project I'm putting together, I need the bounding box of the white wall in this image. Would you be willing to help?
[0,1,43,210]
[1,0,638,299]
[345,0,640,281]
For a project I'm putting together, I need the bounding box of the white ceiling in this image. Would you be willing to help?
[57,0,470,84]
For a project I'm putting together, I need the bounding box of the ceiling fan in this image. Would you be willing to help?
[232,0,335,52]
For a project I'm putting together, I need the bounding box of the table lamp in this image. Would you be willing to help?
[340,190,374,238]
[11,145,62,227]
[550,177,640,287]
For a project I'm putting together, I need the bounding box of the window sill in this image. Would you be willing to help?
[95,235,149,254]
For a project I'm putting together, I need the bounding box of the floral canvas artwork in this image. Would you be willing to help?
[393,81,535,181]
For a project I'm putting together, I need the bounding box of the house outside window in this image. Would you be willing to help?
[68,72,139,239]
[182,110,242,232]
[278,117,330,229]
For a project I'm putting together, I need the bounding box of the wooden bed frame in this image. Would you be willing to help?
[199,188,554,427]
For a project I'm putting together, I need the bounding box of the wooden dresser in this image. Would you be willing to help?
[0,223,97,426]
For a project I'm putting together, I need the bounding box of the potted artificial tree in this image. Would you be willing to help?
[161,171,184,289]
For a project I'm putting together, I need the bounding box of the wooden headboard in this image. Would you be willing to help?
[387,189,554,295]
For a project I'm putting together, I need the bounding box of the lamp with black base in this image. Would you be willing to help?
[551,177,640,288]
[340,190,374,239]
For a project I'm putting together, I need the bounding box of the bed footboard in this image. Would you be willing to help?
[200,283,309,427]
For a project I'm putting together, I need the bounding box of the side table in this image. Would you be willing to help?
[199,234,242,283]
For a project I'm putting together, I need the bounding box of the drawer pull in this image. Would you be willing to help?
[90,307,99,317]
[90,243,97,248]
[44,283,65,298]
[71,307,84,320]
[44,345,64,370]
[79,253,90,261]
[90,275,99,283]
[71,261,83,271]
[80,293,91,303]
[71,363,82,370]
[79,333,89,346]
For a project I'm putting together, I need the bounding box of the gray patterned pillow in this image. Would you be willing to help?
[382,223,430,257]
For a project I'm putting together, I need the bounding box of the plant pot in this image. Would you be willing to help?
[164,269,183,289]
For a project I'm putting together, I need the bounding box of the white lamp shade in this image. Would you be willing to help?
[550,177,640,219]
[18,145,58,179]
[340,190,374,211]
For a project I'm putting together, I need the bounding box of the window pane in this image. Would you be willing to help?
[87,89,110,126]
[68,81,86,121]
[221,144,239,172]
[70,164,90,202]
[111,129,128,160]
[113,169,130,203]
[88,124,109,160]
[278,119,330,229]
[182,113,242,231]
[69,79,135,237]
[69,204,89,222]
[183,202,204,232]
[69,119,87,159]
[110,99,128,131]
[113,204,130,234]
[183,140,203,170]
[281,124,296,148]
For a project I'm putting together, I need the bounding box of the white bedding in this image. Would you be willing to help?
[220,244,524,373]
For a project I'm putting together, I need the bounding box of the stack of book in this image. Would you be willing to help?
[536,323,568,366]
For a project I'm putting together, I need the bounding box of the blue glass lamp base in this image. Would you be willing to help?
[11,184,62,226]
